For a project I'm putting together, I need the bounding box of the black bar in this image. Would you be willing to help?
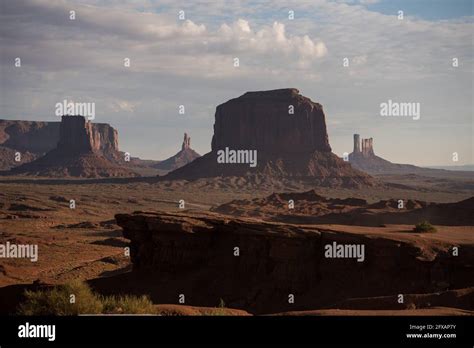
[0,315,472,345]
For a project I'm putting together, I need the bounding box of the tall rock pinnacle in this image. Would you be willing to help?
[182,133,191,150]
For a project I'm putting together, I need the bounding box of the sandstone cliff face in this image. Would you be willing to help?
[211,88,331,154]
[56,116,120,156]
[0,118,121,170]
[90,123,120,160]
[115,211,474,314]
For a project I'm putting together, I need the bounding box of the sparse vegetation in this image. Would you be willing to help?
[18,281,154,315]
[413,221,437,233]
[18,280,103,315]
[204,298,227,316]
[101,294,154,314]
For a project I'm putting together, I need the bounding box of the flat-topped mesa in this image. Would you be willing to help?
[240,88,301,99]
[5,115,137,177]
[165,89,375,187]
[211,88,331,154]
[0,118,119,158]
[57,115,119,156]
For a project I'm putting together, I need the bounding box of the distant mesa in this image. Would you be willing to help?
[166,88,374,188]
[0,117,200,177]
[152,133,200,172]
[5,115,138,178]
[348,133,451,175]
[0,120,59,171]
[0,118,125,170]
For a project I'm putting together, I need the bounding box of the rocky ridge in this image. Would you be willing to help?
[115,210,474,314]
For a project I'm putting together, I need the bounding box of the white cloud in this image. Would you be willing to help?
[109,100,138,113]
[213,19,327,65]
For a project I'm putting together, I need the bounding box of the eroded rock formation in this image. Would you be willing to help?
[0,120,59,170]
[213,190,474,226]
[348,133,450,175]
[166,89,374,188]
[351,134,374,157]
[182,133,191,151]
[0,118,122,170]
[153,133,200,172]
[211,88,331,154]
[115,210,474,314]
[0,120,59,154]
[7,116,137,178]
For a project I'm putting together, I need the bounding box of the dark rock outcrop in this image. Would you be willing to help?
[56,117,120,160]
[6,116,137,178]
[115,210,474,314]
[211,88,331,154]
[166,89,374,188]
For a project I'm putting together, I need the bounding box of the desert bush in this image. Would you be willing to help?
[18,280,103,315]
[413,221,437,233]
[100,294,154,314]
[18,281,154,315]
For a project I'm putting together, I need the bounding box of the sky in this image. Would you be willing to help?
[1,0,473,166]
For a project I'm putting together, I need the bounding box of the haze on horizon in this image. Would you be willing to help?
[1,0,472,167]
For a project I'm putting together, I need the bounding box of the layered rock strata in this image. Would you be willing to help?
[115,210,473,314]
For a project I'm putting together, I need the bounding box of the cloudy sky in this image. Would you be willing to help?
[1,0,472,166]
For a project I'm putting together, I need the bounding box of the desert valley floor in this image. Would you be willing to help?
[0,170,473,316]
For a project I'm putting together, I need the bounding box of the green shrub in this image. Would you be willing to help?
[101,294,154,314]
[18,280,103,315]
[18,281,155,315]
[413,221,437,233]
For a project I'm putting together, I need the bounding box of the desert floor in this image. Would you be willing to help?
[0,171,473,315]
